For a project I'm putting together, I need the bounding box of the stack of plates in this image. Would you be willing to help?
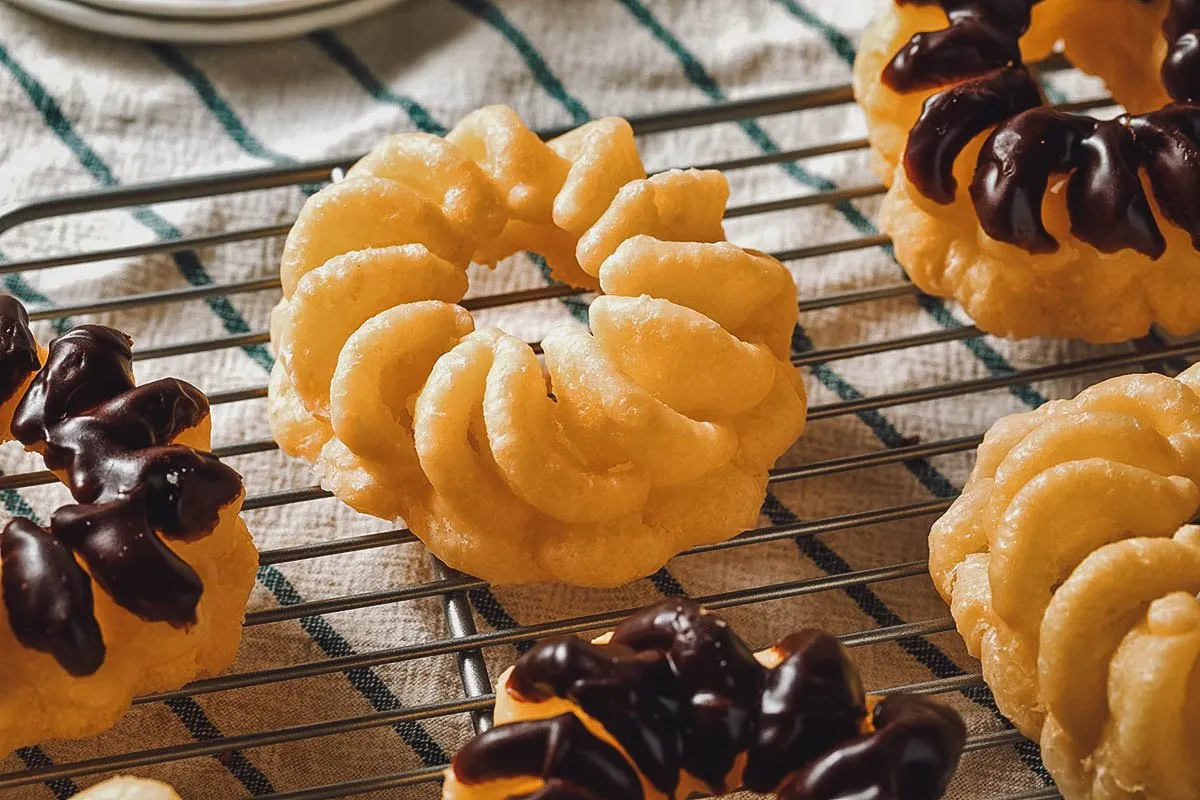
[7,0,407,42]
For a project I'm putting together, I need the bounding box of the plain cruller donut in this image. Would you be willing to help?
[855,0,1200,343]
[930,363,1200,799]
[269,106,808,587]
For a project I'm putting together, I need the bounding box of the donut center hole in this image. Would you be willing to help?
[463,254,596,351]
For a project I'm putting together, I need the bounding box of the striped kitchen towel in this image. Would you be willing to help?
[0,2,1123,798]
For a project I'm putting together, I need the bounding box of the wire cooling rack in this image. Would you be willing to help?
[0,67,1187,800]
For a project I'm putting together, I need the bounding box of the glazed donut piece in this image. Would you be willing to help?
[855,0,1200,342]
[269,107,807,586]
[69,777,182,800]
[929,364,1200,799]
[443,599,966,800]
[0,306,257,754]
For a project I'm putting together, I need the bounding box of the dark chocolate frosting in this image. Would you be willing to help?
[741,629,868,791]
[885,0,1200,102]
[971,105,1200,256]
[776,694,969,800]
[1,518,103,676]
[507,600,766,795]
[885,0,1200,257]
[1,320,242,674]
[451,599,966,799]
[0,295,40,404]
[454,714,643,797]
[905,67,1044,204]
[883,0,1039,93]
[1164,0,1200,102]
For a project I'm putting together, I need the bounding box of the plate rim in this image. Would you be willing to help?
[4,0,405,40]
[63,0,362,22]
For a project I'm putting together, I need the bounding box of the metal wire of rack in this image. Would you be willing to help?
[0,66,1178,800]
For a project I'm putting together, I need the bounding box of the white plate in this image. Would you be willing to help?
[70,0,361,21]
[5,0,406,41]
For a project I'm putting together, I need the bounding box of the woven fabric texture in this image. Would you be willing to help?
[0,1,1123,798]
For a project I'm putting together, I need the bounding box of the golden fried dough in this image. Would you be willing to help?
[930,365,1200,798]
[269,107,807,586]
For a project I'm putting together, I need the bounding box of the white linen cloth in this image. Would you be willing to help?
[0,2,1125,797]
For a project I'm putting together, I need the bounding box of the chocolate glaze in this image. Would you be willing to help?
[1164,0,1200,102]
[0,519,103,676]
[51,501,204,625]
[905,67,1044,204]
[509,599,762,795]
[776,695,968,800]
[971,105,1200,256]
[1129,105,1200,248]
[0,295,40,404]
[2,321,242,674]
[453,714,643,799]
[451,599,966,799]
[609,598,764,792]
[742,630,867,792]
[887,0,1200,256]
[883,0,1038,93]
[507,637,678,793]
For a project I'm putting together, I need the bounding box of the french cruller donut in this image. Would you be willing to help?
[855,0,1200,342]
[269,106,808,587]
[930,364,1200,799]
[0,297,257,753]
[442,598,967,800]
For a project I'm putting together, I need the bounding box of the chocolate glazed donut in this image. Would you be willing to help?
[891,0,1200,260]
[448,599,966,799]
[0,323,242,675]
